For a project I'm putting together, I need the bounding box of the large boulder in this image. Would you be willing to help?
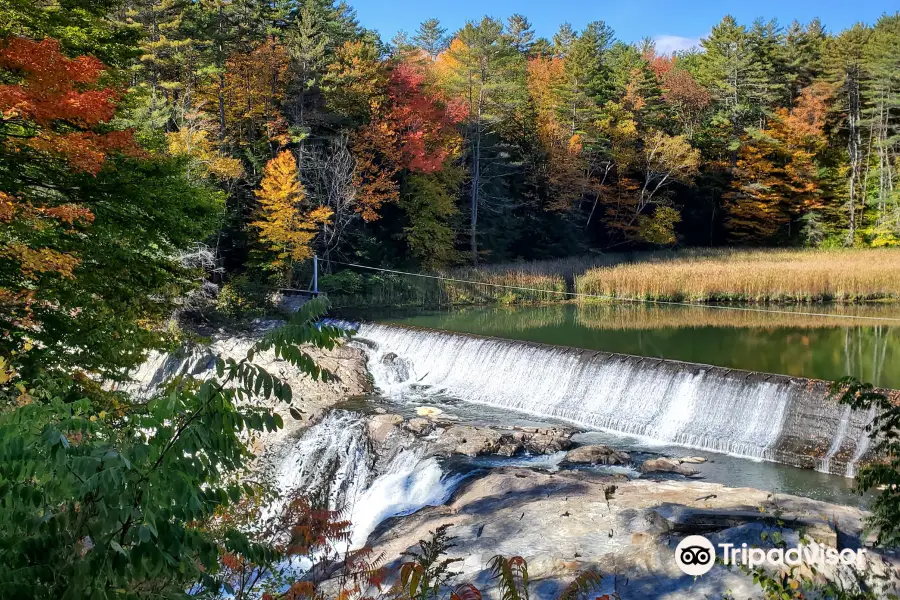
[438,425,503,457]
[368,414,403,444]
[522,427,574,454]
[405,417,434,436]
[640,457,700,477]
[563,444,630,466]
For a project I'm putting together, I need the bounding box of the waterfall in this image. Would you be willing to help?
[271,410,465,550]
[817,405,852,474]
[270,411,375,513]
[356,323,874,476]
[845,406,878,478]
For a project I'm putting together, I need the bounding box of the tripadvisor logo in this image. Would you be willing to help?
[675,536,716,576]
[675,535,868,576]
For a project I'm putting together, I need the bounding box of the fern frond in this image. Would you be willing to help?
[557,569,603,600]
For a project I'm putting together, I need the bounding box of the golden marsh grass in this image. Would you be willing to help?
[574,248,900,303]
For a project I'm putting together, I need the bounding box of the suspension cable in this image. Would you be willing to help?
[326,259,900,324]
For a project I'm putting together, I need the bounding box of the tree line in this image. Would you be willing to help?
[6,1,899,287]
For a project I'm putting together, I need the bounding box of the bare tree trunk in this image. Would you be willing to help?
[470,92,483,264]
[846,68,862,245]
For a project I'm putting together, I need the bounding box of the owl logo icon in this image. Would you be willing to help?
[675,535,716,576]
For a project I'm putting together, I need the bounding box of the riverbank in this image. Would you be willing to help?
[324,248,900,309]
[270,405,899,599]
[126,321,899,598]
[126,326,372,447]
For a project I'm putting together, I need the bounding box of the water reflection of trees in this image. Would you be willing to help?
[844,326,892,385]
[424,303,900,332]
[572,303,900,330]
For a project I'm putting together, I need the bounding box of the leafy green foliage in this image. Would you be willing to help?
[0,297,347,599]
[832,377,900,547]
[394,524,463,600]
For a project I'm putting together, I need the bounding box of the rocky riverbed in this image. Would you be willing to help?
[367,467,900,599]
[355,410,900,599]
[130,332,900,598]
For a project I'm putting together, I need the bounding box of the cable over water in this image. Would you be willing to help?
[327,259,900,324]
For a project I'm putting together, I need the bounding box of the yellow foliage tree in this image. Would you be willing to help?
[167,124,244,182]
[252,151,332,285]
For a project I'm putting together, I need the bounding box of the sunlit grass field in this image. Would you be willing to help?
[574,248,900,303]
[327,248,900,307]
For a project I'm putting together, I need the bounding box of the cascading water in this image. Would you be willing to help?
[355,323,876,477]
[270,410,465,550]
[270,411,375,514]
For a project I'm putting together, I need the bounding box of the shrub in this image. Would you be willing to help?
[216,274,273,320]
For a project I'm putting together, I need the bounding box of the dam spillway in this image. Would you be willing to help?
[354,322,878,477]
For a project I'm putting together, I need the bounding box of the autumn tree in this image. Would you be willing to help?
[1,36,221,381]
[659,64,711,140]
[220,38,290,149]
[252,150,331,285]
[527,55,587,213]
[436,20,519,262]
[725,84,830,243]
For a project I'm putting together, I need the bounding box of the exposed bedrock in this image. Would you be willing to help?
[367,468,900,600]
[125,329,371,453]
[357,323,890,476]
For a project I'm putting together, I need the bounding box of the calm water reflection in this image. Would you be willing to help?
[342,303,900,388]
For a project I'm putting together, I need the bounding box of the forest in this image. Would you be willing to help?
[4,0,900,295]
[2,2,900,598]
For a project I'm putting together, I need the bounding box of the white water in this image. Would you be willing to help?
[359,323,793,461]
[271,411,375,515]
[355,323,875,476]
[272,411,464,550]
[348,450,465,548]
[817,405,852,474]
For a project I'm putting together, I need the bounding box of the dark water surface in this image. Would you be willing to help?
[341,303,900,388]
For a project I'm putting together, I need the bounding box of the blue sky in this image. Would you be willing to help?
[352,0,897,52]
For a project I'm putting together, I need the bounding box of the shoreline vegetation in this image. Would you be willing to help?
[322,247,900,308]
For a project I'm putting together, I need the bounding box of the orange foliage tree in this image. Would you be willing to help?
[0,36,142,334]
[220,38,290,147]
[725,83,831,243]
[343,56,464,222]
[527,56,588,212]
[252,150,332,284]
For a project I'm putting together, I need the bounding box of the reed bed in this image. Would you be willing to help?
[327,248,900,308]
[441,266,567,305]
[574,248,900,304]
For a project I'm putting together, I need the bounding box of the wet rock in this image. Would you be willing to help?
[367,472,898,600]
[428,422,574,458]
[640,457,700,477]
[650,504,838,547]
[368,414,403,444]
[405,417,434,436]
[379,352,410,382]
[440,425,503,457]
[563,444,630,466]
[522,428,573,454]
[496,442,523,457]
[679,456,707,464]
